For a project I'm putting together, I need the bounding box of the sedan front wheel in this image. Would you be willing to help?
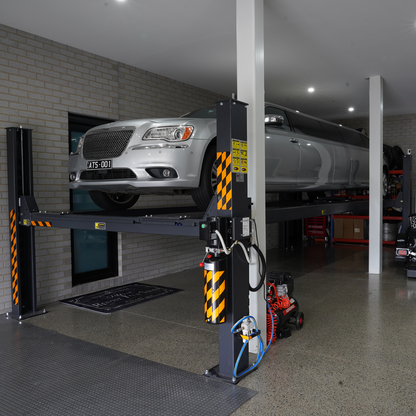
[89,190,140,210]
[191,146,217,211]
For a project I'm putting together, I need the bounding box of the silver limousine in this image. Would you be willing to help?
[68,104,386,211]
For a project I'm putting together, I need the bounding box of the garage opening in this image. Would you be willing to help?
[68,114,118,286]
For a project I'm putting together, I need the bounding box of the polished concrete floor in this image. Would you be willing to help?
[19,243,416,415]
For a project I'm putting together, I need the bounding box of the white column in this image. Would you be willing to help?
[236,0,266,351]
[369,76,383,274]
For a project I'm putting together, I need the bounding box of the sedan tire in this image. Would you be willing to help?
[191,145,217,211]
[89,190,140,210]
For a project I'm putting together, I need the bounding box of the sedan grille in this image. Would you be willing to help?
[83,130,134,159]
[80,169,137,181]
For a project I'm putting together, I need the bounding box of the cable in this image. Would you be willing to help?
[249,244,266,292]
[264,301,274,354]
[236,241,251,263]
[214,229,233,255]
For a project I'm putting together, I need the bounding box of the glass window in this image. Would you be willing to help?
[339,128,366,148]
[182,106,217,118]
[265,106,291,131]
[360,133,369,149]
[287,112,326,139]
[320,122,345,143]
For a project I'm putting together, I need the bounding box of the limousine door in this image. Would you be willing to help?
[339,130,369,187]
[264,126,300,190]
[297,134,334,188]
[286,112,334,189]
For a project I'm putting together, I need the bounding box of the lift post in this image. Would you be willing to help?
[201,100,252,383]
[6,127,41,319]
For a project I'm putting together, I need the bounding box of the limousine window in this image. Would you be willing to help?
[183,106,216,118]
[320,122,345,144]
[265,106,291,131]
[360,133,370,149]
[339,128,366,148]
[287,112,327,139]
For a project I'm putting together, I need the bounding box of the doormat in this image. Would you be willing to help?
[60,283,182,314]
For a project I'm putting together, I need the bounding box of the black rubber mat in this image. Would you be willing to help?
[0,318,256,416]
[60,282,182,313]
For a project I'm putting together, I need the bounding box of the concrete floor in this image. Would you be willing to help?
[22,243,416,415]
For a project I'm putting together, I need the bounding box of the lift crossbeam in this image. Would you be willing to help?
[266,199,370,223]
[20,195,374,236]
[20,196,202,237]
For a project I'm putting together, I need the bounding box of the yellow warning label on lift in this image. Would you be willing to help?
[232,158,240,172]
[231,139,247,174]
[95,222,106,230]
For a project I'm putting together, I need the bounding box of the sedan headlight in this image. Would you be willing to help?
[72,135,85,155]
[77,135,85,151]
[143,126,194,141]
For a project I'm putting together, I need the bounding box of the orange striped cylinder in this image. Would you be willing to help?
[204,255,226,324]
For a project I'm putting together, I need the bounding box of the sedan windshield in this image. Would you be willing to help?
[181,106,217,119]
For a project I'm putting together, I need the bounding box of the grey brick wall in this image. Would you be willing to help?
[0,24,280,313]
[0,24,225,313]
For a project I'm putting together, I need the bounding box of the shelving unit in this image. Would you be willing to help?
[331,155,412,245]
[331,214,402,245]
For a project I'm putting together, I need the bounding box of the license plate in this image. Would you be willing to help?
[397,249,408,256]
[87,160,112,170]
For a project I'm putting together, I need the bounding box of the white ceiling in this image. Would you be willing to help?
[2,0,416,121]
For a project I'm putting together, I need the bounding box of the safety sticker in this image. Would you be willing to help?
[204,269,226,324]
[217,151,232,211]
[231,139,248,174]
[31,220,52,227]
[10,210,18,306]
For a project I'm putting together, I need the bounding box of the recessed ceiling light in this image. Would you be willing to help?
[308,87,315,93]
[348,107,355,112]
[116,0,126,2]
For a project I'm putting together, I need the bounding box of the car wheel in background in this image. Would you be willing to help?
[191,145,217,211]
[383,144,394,169]
[88,190,140,210]
[383,167,389,198]
[392,146,404,170]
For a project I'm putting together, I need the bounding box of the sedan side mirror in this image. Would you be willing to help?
[265,115,284,126]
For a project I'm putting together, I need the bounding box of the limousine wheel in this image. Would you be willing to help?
[191,145,217,211]
[383,144,394,169]
[383,169,389,198]
[89,190,140,210]
[392,146,404,170]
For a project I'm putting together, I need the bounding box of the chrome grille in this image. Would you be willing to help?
[83,129,134,159]
[80,169,137,181]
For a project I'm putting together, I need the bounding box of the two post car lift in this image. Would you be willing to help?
[7,99,396,382]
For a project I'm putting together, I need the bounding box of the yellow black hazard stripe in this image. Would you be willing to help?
[204,269,226,324]
[31,221,52,227]
[216,151,232,211]
[10,210,18,306]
